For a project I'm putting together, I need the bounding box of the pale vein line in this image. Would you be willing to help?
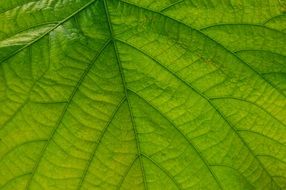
[103,0,148,189]
[0,22,58,45]
[117,39,280,188]
[257,154,286,165]
[141,153,181,189]
[0,64,49,130]
[209,165,255,189]
[1,0,101,130]
[128,89,222,189]
[160,0,185,12]
[234,49,286,58]
[0,0,99,64]
[199,23,286,34]
[0,139,47,161]
[238,130,285,147]
[0,173,32,190]
[119,0,286,99]
[209,97,286,128]
[77,97,126,190]
[0,0,38,14]
[117,156,139,190]
[263,14,286,25]
[25,39,111,190]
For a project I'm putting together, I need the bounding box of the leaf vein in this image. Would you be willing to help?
[118,39,280,188]
[128,89,223,189]
[24,39,112,190]
[119,0,286,99]
[77,96,126,190]
[103,0,148,189]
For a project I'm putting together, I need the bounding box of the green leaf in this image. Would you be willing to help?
[0,0,286,189]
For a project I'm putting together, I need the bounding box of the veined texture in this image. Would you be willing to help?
[0,0,286,189]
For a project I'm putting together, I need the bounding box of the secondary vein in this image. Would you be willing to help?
[25,39,111,190]
[102,0,148,189]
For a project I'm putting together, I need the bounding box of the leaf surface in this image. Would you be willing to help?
[0,0,286,189]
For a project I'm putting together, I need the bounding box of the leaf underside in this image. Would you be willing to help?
[0,0,286,189]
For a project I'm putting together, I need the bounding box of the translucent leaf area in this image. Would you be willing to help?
[0,0,286,189]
